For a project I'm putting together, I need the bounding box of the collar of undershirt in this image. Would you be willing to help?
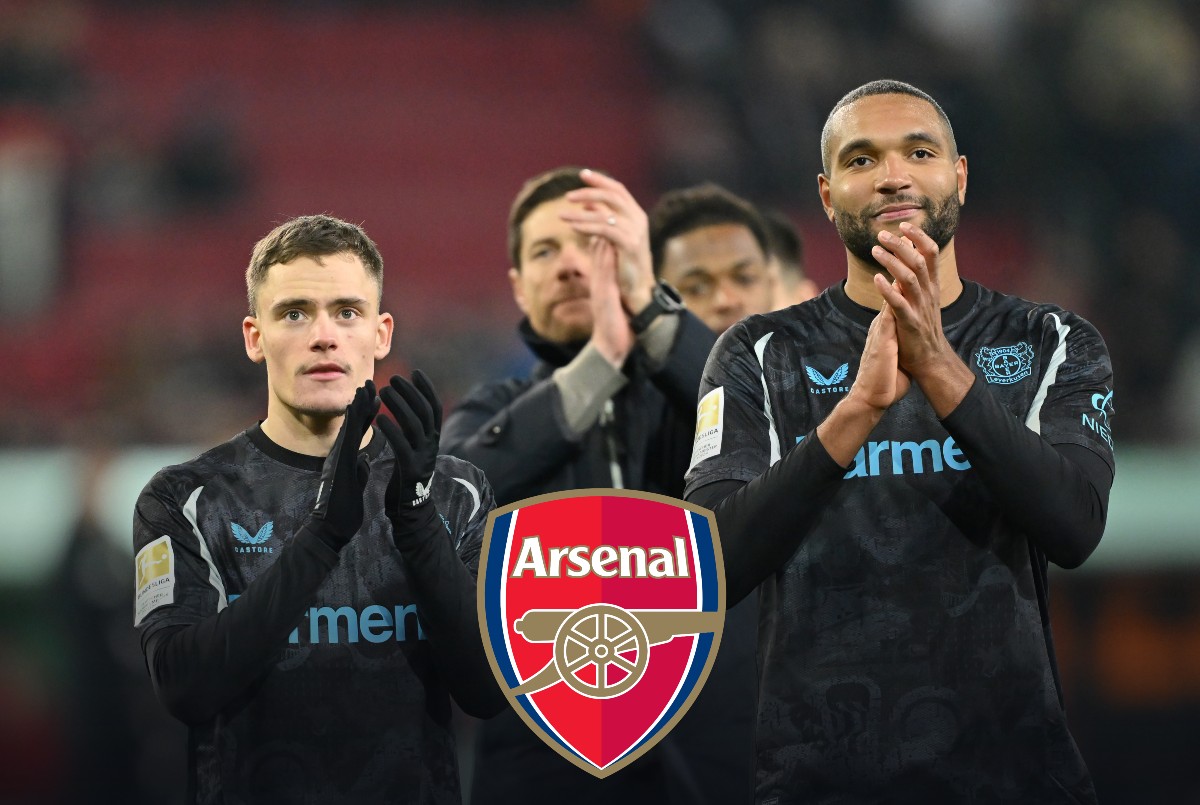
[829,278,980,330]
[247,422,387,472]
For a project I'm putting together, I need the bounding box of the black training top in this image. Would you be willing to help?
[133,425,495,805]
[685,281,1115,804]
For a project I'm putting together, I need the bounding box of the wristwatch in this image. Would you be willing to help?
[630,280,685,334]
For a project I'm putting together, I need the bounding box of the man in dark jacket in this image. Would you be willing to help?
[442,167,753,804]
[443,167,712,503]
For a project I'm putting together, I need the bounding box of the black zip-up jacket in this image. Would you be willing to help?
[441,312,715,505]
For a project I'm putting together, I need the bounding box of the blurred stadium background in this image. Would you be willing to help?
[1,0,1198,802]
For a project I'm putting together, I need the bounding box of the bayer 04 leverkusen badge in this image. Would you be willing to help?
[478,489,725,779]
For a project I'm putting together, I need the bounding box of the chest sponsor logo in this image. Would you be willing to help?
[975,342,1034,384]
[134,536,175,626]
[289,603,425,645]
[689,386,724,469]
[231,520,274,554]
[805,362,850,394]
[797,434,971,477]
[228,593,426,645]
[1081,388,1114,449]
[480,490,724,779]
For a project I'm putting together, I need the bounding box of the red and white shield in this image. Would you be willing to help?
[478,489,725,778]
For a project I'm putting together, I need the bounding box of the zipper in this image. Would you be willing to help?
[599,399,624,489]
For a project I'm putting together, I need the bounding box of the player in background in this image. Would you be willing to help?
[133,214,503,804]
[686,80,1114,803]
[443,168,755,804]
[648,182,777,335]
[758,207,819,311]
[644,178,801,801]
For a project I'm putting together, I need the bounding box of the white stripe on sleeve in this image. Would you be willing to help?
[182,486,228,611]
[1025,313,1071,435]
[754,333,781,466]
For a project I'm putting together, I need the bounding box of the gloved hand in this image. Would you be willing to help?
[379,371,441,517]
[311,380,380,546]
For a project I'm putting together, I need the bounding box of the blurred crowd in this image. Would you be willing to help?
[643,0,1200,444]
[0,0,1198,446]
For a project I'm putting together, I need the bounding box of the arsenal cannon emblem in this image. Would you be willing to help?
[478,490,726,778]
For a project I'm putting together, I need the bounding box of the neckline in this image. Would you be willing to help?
[246,423,386,471]
[829,279,979,329]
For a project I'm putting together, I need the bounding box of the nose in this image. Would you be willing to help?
[874,153,911,194]
[309,311,338,351]
[555,239,589,281]
[712,279,739,314]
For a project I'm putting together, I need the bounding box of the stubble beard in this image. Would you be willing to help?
[288,384,355,420]
[549,315,593,344]
[293,402,349,419]
[537,298,594,345]
[834,190,961,273]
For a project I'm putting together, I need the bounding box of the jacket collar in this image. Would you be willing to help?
[519,317,589,368]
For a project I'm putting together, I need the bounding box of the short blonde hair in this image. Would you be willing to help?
[246,214,383,314]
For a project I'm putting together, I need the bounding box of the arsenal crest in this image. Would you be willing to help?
[478,489,725,778]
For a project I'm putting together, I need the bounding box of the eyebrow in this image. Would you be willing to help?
[270,296,368,314]
[676,267,714,283]
[525,236,560,254]
[678,258,758,281]
[836,130,944,165]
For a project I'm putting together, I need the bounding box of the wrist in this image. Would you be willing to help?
[389,500,439,552]
[591,336,630,369]
[911,353,975,418]
[626,286,654,317]
[842,387,891,421]
[818,395,885,469]
[629,280,684,335]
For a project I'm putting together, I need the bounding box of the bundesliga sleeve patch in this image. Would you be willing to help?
[689,386,724,470]
[135,535,176,626]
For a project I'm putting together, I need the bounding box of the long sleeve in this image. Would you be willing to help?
[691,384,1116,607]
[143,522,342,725]
[390,490,506,719]
[441,375,587,505]
[687,434,847,606]
[939,376,1113,568]
[642,310,717,417]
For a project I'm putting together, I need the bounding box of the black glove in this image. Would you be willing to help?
[311,380,379,546]
[379,371,441,516]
